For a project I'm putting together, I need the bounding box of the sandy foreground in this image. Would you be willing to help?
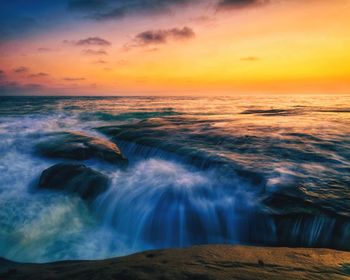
[1,245,350,280]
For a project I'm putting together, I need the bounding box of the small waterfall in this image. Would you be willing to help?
[91,139,350,252]
[272,214,350,250]
[92,158,260,250]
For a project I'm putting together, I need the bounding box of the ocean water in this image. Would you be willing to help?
[0,95,349,263]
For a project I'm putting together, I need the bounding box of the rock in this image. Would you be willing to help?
[36,131,127,166]
[38,163,109,200]
[2,245,350,280]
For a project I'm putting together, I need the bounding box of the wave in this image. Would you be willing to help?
[79,109,181,122]
[240,109,301,116]
[240,107,350,116]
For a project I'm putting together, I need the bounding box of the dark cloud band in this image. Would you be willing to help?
[13,67,29,74]
[76,37,111,46]
[217,0,269,10]
[63,77,86,81]
[82,49,108,55]
[134,27,195,46]
[29,72,49,78]
[79,0,198,20]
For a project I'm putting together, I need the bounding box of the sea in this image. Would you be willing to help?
[0,94,349,262]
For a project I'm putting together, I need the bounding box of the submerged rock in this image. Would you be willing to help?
[36,131,127,166]
[96,123,266,186]
[38,163,109,200]
[256,190,350,250]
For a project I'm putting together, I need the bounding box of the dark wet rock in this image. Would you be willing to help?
[96,121,267,186]
[262,191,326,216]
[262,189,350,219]
[36,131,127,166]
[38,163,109,200]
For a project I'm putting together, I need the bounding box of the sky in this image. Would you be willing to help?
[0,0,350,95]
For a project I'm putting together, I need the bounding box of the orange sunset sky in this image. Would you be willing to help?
[0,0,350,95]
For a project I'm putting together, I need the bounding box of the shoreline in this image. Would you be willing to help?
[1,245,350,280]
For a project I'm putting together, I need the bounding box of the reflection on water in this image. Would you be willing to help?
[0,95,349,262]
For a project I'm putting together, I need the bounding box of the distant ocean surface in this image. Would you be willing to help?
[0,95,349,263]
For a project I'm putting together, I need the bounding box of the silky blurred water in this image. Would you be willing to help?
[0,95,349,263]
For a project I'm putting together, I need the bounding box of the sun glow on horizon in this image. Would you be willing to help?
[1,0,350,95]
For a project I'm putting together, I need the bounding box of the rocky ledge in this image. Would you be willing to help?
[1,245,349,280]
[38,163,109,200]
[36,131,128,166]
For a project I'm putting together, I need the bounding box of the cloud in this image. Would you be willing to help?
[68,0,273,21]
[0,70,5,78]
[0,80,44,95]
[136,30,168,45]
[217,0,269,10]
[87,0,197,21]
[190,16,216,24]
[92,7,125,20]
[127,26,195,49]
[29,72,49,78]
[63,77,86,81]
[94,59,108,64]
[240,56,260,61]
[63,36,111,47]
[76,36,111,46]
[82,49,108,55]
[13,66,29,74]
[12,67,51,81]
[165,26,195,39]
